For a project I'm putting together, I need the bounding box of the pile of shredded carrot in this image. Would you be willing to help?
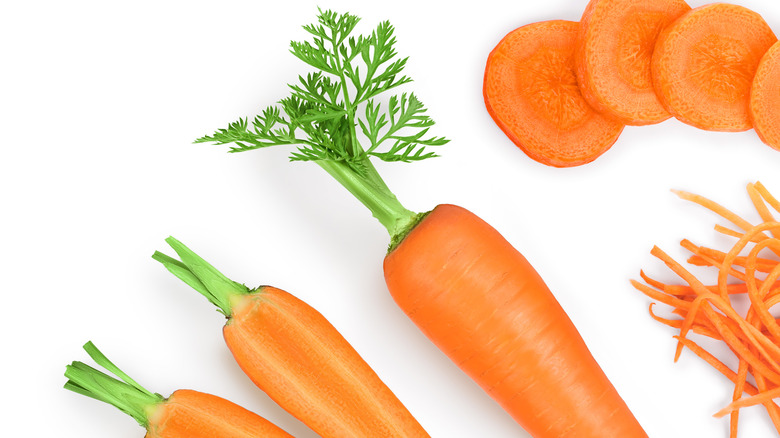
[633,181,780,437]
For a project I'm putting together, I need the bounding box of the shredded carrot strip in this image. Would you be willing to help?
[631,279,692,310]
[746,313,780,434]
[753,372,780,434]
[649,304,719,338]
[662,281,750,296]
[743,239,780,341]
[731,359,750,438]
[687,251,778,273]
[714,224,765,243]
[637,182,780,436]
[715,386,780,418]
[756,182,780,214]
[650,246,780,372]
[672,190,756,233]
[748,183,778,237]
[673,336,760,396]
[680,239,749,283]
[718,224,780,298]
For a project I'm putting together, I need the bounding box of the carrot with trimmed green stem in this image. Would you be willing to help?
[64,341,294,438]
[195,9,646,437]
[153,237,429,438]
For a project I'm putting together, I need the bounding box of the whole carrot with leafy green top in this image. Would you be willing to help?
[196,9,646,437]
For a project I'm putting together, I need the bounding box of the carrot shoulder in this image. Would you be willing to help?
[384,204,647,438]
[651,3,777,131]
[154,238,429,438]
[64,342,292,438]
[484,20,624,167]
[575,0,691,125]
[751,40,780,151]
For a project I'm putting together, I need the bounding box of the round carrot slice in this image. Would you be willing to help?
[651,4,777,132]
[751,41,780,151]
[575,0,691,125]
[483,20,624,167]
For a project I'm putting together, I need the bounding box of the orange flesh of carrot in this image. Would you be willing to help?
[483,20,625,167]
[651,4,777,131]
[145,390,293,438]
[634,181,780,436]
[751,41,780,151]
[385,204,647,438]
[575,0,690,125]
[224,286,429,438]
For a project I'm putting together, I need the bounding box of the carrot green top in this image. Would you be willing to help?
[152,236,250,317]
[64,341,164,428]
[194,9,448,249]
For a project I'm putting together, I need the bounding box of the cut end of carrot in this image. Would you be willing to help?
[483,20,624,167]
[651,3,778,131]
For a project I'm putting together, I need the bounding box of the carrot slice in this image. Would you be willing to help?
[483,20,624,167]
[751,41,780,150]
[575,0,690,125]
[651,4,777,131]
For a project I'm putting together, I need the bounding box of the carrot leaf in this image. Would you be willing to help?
[194,9,445,241]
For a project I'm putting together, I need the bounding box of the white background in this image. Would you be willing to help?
[3,0,780,437]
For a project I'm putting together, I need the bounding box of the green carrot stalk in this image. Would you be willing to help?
[195,9,447,248]
[64,342,294,437]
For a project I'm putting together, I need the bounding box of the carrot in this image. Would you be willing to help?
[196,10,646,437]
[64,341,293,438]
[383,204,646,436]
[751,40,780,150]
[633,181,780,436]
[574,0,691,125]
[483,20,625,167]
[651,3,777,131]
[153,237,429,438]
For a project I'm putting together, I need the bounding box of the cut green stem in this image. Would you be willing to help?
[152,236,250,317]
[64,341,163,427]
[317,158,417,239]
